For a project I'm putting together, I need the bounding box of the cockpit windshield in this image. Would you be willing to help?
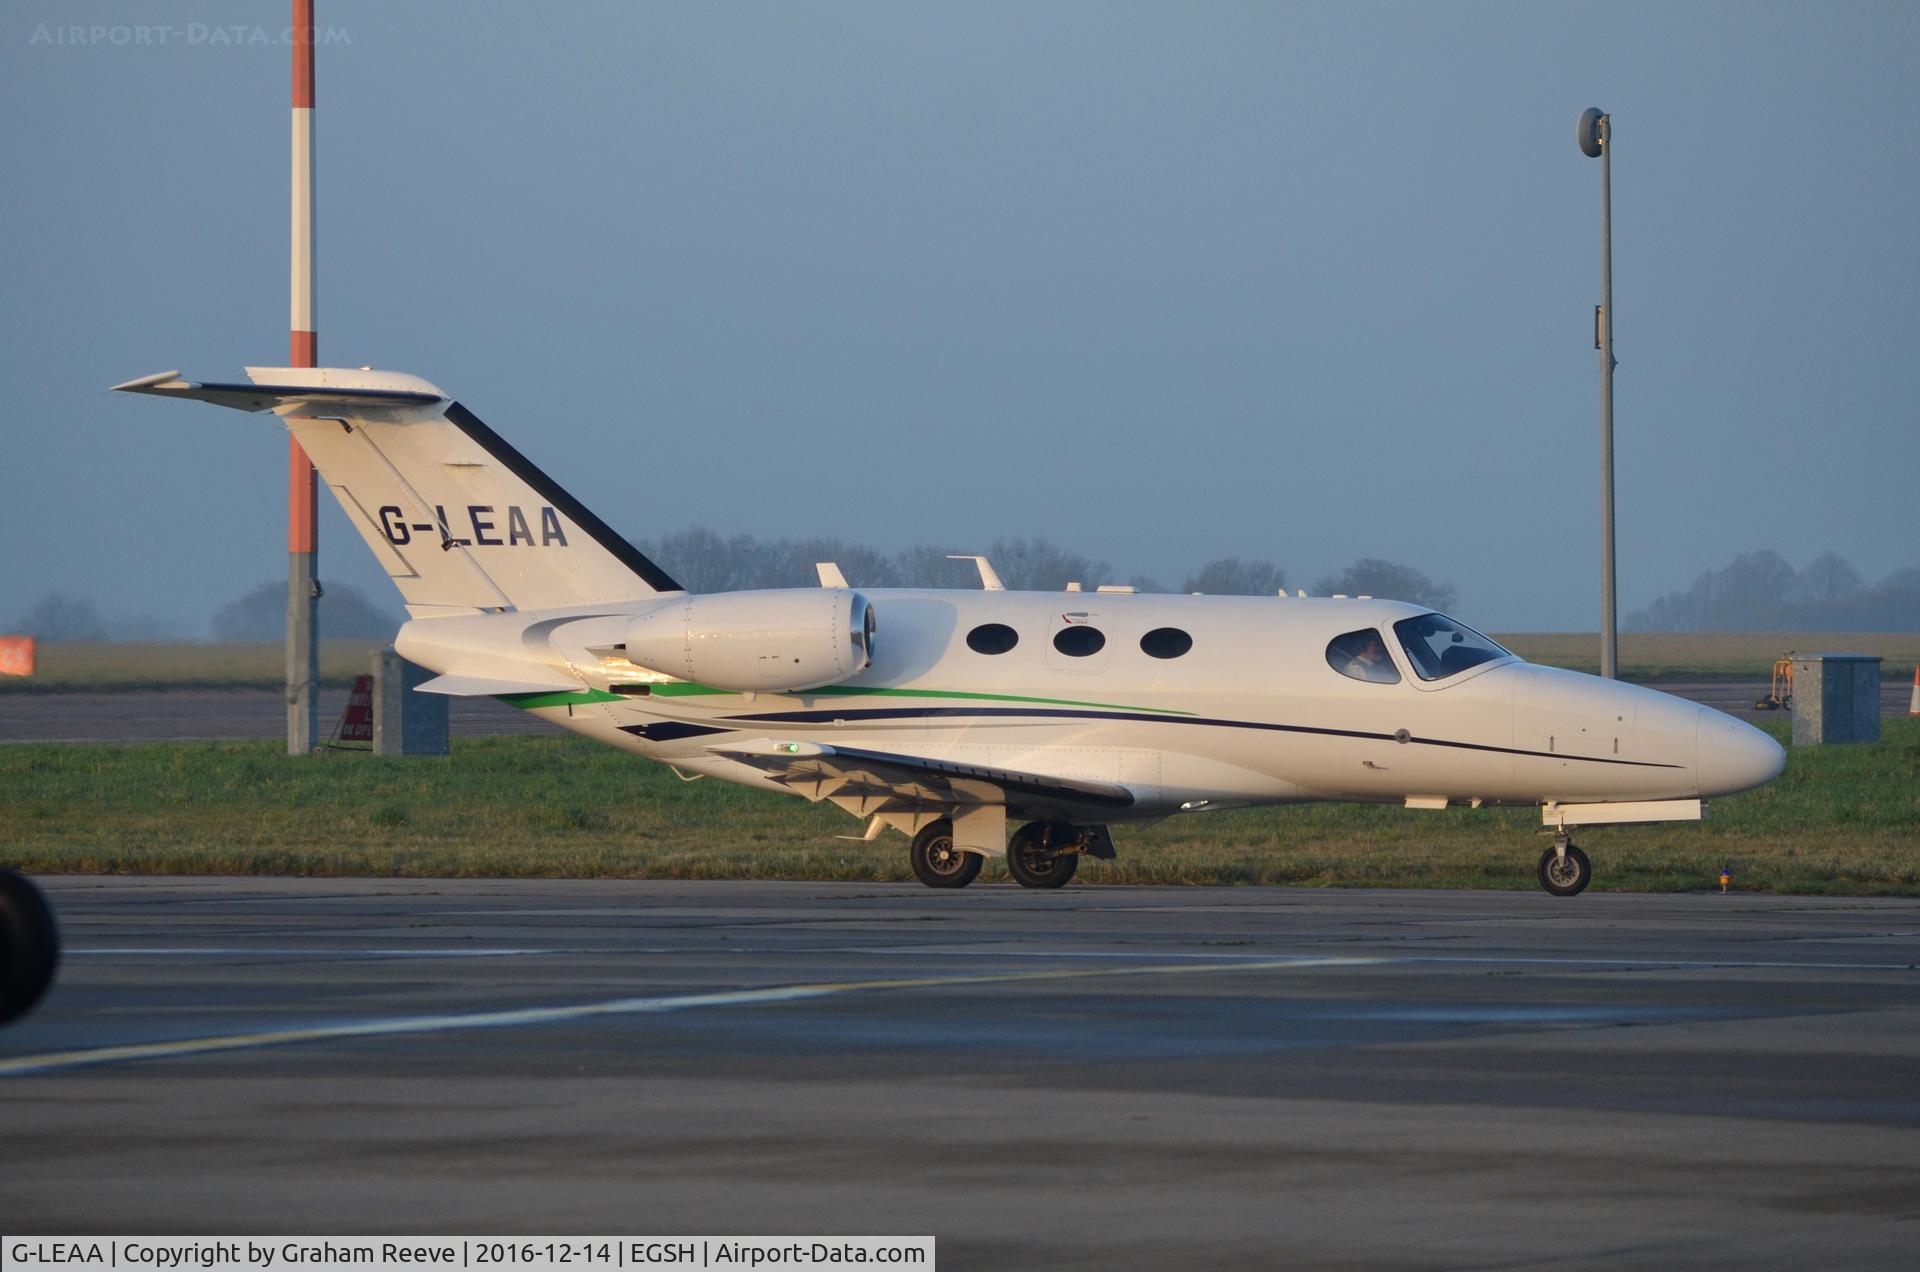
[1391,613,1512,682]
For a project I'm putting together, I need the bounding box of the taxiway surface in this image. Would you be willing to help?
[3,878,1917,1268]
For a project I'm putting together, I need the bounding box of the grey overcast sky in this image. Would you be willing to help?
[4,0,1916,633]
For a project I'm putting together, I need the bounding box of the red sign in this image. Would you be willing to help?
[336,674,374,744]
[0,635,35,677]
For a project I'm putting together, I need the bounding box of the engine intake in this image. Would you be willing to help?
[624,589,874,693]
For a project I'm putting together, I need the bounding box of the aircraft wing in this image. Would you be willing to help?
[707,739,1136,824]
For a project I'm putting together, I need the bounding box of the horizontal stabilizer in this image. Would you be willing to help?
[414,673,584,697]
[111,368,445,413]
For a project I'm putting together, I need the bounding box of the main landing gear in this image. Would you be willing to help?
[1006,821,1082,890]
[0,868,60,1026]
[1537,835,1593,897]
[909,819,982,889]
[907,819,1107,890]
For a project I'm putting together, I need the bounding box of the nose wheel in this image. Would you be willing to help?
[1537,838,1592,897]
[909,818,982,888]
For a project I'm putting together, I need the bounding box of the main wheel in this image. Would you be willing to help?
[1006,822,1081,890]
[1537,843,1592,897]
[910,819,981,889]
[0,869,60,1026]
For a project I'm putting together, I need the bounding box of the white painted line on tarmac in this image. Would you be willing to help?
[0,955,1379,1078]
[834,946,1920,972]
[1379,954,1919,972]
[62,943,1918,973]
[66,948,552,958]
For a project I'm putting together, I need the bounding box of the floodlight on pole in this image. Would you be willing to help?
[287,0,320,753]
[1579,106,1618,681]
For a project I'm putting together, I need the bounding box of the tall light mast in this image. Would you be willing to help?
[1578,106,1618,681]
[287,0,319,752]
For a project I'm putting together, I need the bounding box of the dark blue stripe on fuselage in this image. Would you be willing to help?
[715,705,1685,771]
[620,721,735,743]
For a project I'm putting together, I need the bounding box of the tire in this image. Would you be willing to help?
[1006,822,1081,890]
[910,819,981,889]
[0,869,60,1026]
[1537,844,1592,897]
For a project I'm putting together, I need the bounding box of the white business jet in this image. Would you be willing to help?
[116,367,1785,896]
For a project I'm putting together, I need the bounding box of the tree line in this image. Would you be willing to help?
[633,528,1459,608]
[1626,550,1920,632]
[18,542,1918,640]
[5,532,1464,640]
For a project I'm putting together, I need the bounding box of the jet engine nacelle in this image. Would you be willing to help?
[624,589,875,693]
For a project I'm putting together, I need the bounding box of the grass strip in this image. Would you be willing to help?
[4,719,1915,895]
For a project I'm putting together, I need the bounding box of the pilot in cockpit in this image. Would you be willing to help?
[1334,630,1400,685]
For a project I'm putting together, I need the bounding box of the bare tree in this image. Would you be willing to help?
[1182,558,1287,596]
[12,593,107,640]
[1629,550,1920,631]
[1312,559,1457,610]
[983,538,1113,592]
[889,546,973,589]
[211,581,403,641]
[641,528,765,593]
[1800,550,1863,604]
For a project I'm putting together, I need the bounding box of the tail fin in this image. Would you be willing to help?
[114,367,682,616]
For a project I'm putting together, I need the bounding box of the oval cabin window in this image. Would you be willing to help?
[1139,627,1193,660]
[1052,625,1107,658]
[966,623,1019,655]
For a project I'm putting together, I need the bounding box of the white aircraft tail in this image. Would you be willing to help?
[113,367,682,616]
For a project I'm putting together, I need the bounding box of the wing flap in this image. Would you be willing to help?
[707,740,1136,822]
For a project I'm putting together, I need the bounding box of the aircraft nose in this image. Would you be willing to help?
[1695,706,1787,797]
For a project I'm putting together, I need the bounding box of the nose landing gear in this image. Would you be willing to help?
[1537,836,1592,897]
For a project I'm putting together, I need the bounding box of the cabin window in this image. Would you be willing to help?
[1327,628,1401,684]
[1052,624,1107,658]
[1139,627,1193,659]
[1392,613,1510,681]
[966,623,1019,655]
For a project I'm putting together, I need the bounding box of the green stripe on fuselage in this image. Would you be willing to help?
[497,682,1193,716]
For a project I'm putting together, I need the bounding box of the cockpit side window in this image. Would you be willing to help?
[1327,628,1401,684]
[1392,613,1512,681]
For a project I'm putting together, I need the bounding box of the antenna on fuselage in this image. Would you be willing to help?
[947,555,1005,590]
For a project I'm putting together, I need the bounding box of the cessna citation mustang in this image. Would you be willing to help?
[117,367,1785,896]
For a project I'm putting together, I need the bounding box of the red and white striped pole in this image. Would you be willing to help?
[286,0,320,755]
